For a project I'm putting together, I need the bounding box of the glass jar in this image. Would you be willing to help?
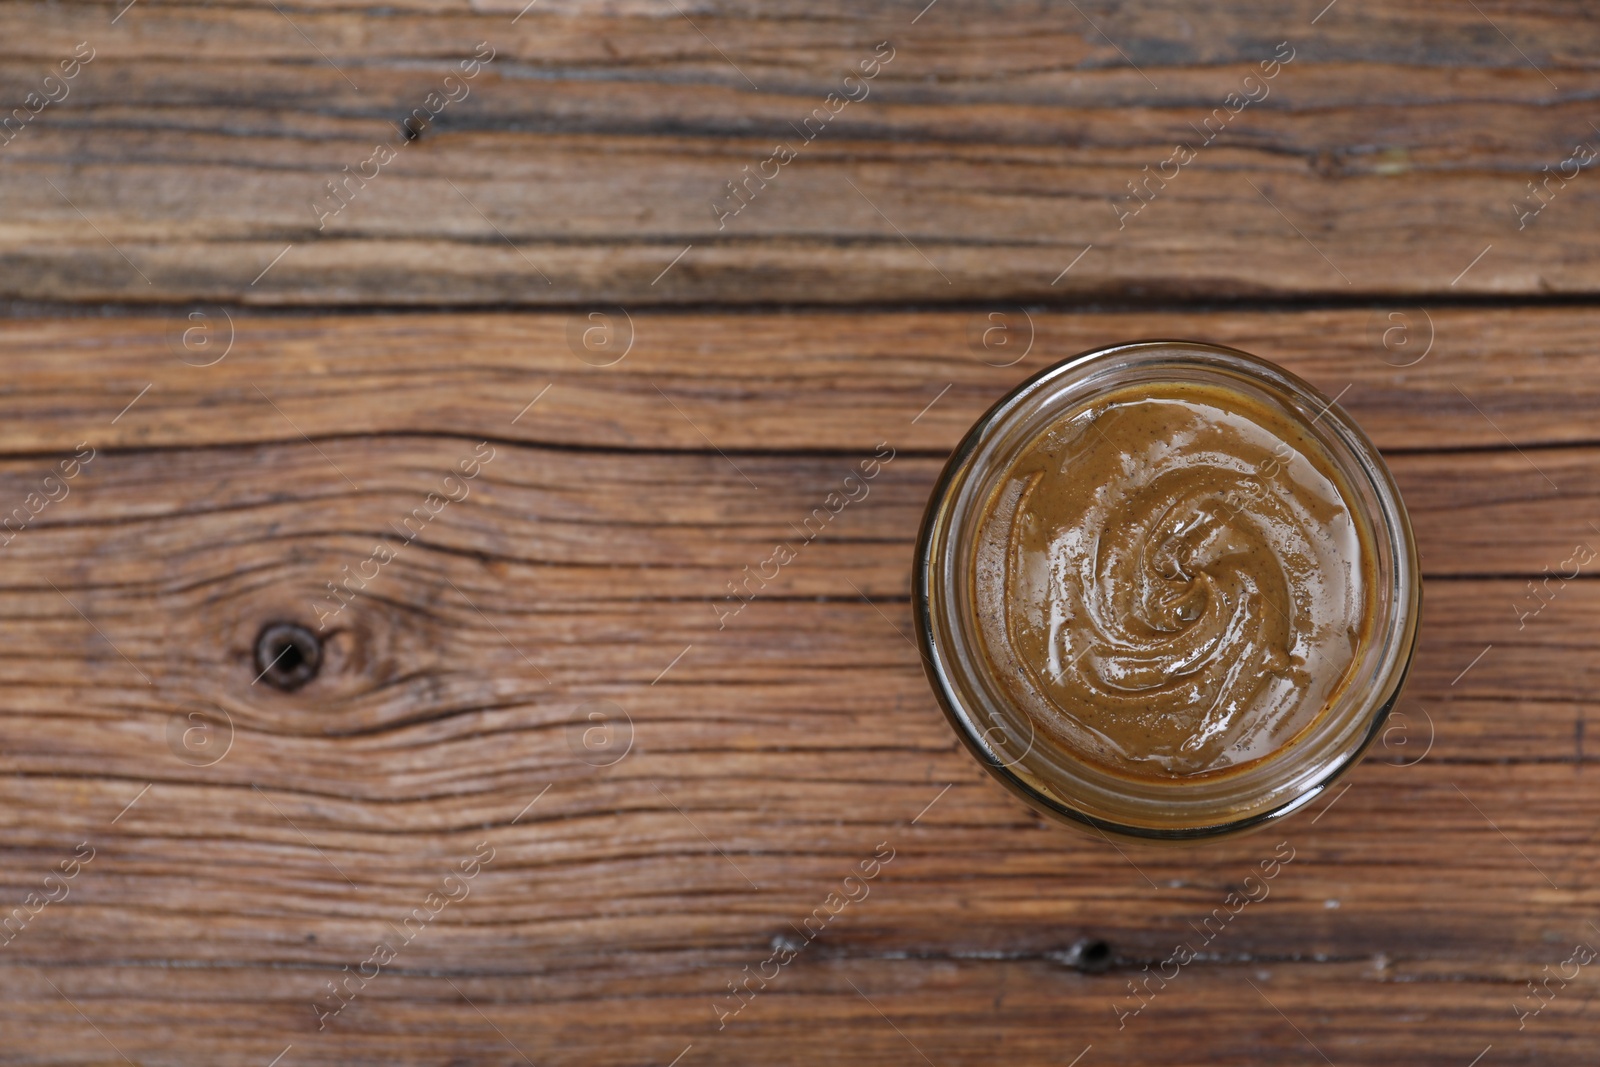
[913,341,1420,841]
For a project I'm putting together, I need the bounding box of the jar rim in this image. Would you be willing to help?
[912,340,1422,841]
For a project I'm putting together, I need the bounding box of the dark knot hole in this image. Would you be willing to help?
[1069,938,1113,973]
[255,622,322,692]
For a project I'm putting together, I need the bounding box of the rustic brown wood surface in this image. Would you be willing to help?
[2,0,1598,1063]
[0,0,1596,304]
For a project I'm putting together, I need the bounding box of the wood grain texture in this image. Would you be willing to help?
[0,308,1595,1065]
[0,0,1597,303]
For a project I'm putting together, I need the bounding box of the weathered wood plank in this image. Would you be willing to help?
[2,426,1594,1059]
[0,957,1577,1067]
[0,2,1597,303]
[0,308,1597,455]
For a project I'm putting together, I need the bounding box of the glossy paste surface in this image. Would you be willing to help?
[972,379,1376,780]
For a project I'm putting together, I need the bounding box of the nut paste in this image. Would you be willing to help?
[972,379,1378,780]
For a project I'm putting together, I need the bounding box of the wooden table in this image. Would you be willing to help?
[1,2,1595,1063]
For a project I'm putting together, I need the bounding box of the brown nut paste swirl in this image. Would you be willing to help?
[972,379,1377,780]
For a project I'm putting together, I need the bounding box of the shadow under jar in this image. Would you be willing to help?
[914,341,1420,841]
